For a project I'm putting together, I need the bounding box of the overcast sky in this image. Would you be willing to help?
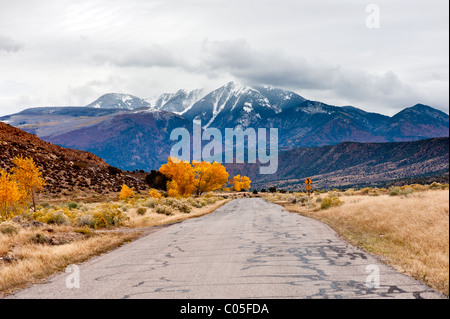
[0,0,448,117]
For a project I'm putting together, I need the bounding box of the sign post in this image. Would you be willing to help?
[305,178,312,197]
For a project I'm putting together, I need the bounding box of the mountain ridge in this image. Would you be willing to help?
[1,82,448,177]
[226,137,449,190]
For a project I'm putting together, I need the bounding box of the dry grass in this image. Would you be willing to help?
[267,189,449,296]
[0,194,231,296]
[0,228,140,296]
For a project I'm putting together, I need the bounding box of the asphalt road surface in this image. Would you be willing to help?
[7,198,445,299]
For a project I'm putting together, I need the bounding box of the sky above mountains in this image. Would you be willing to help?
[0,0,448,117]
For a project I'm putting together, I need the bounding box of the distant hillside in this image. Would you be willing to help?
[0,122,147,196]
[226,137,450,190]
[44,110,194,171]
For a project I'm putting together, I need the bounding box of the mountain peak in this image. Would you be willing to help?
[394,103,449,119]
[85,93,150,110]
[222,81,254,95]
[146,88,207,114]
[410,103,447,114]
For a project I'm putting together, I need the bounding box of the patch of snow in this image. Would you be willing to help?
[301,103,328,114]
[122,95,132,104]
[205,86,237,128]
[139,108,158,113]
[243,102,253,113]
[178,89,206,115]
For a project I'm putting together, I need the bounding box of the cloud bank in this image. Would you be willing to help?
[0,0,447,116]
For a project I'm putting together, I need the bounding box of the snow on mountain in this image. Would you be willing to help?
[183,82,305,129]
[83,84,305,126]
[85,93,150,110]
[254,85,306,112]
[146,89,206,115]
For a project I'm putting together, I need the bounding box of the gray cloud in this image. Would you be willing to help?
[199,39,333,89]
[198,39,418,110]
[105,45,190,69]
[0,0,447,116]
[0,35,23,53]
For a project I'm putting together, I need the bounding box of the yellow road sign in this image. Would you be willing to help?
[305,178,312,185]
[306,185,312,191]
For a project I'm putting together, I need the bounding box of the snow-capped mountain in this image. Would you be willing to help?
[183,82,306,128]
[85,93,150,110]
[83,83,305,122]
[2,82,448,173]
[146,89,206,114]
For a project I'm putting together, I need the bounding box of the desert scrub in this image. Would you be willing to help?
[328,191,341,198]
[400,185,414,195]
[389,186,413,196]
[120,204,130,212]
[0,223,19,235]
[389,187,401,196]
[33,210,70,225]
[155,205,173,216]
[67,202,78,210]
[92,204,127,228]
[76,214,97,229]
[411,184,428,192]
[429,182,448,190]
[30,233,49,245]
[144,199,158,208]
[188,198,203,208]
[368,190,380,196]
[178,203,192,214]
[206,197,218,204]
[358,187,372,195]
[320,197,343,210]
[344,189,356,196]
[136,207,147,216]
[76,204,127,229]
[74,226,92,235]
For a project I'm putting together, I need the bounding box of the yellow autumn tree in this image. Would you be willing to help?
[159,157,229,197]
[119,184,135,201]
[10,155,45,212]
[159,157,196,197]
[232,175,252,192]
[192,161,229,195]
[148,188,162,199]
[0,169,23,221]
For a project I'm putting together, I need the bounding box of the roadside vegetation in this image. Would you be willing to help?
[2,155,448,297]
[0,156,251,296]
[263,183,450,296]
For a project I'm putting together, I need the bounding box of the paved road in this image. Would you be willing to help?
[7,198,445,299]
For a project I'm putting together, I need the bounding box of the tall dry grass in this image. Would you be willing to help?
[277,190,449,295]
[0,229,140,296]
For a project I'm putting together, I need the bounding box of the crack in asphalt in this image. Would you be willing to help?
[6,198,446,299]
